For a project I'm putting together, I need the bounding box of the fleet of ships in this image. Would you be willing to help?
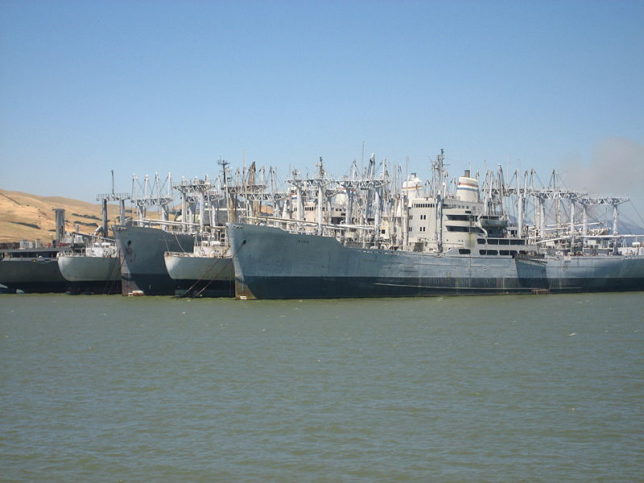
[2,151,643,298]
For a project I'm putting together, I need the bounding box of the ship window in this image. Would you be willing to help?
[447,226,484,233]
[480,250,498,255]
[500,239,510,245]
[459,249,471,255]
[488,239,499,245]
[477,238,485,245]
[500,250,510,256]
[510,239,525,245]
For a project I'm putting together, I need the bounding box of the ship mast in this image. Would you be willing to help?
[431,150,447,252]
[96,170,130,235]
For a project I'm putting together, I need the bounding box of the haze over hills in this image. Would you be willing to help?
[0,189,122,244]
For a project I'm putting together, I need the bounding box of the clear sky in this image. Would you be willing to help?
[1,0,643,222]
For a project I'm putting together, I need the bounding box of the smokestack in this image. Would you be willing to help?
[464,169,471,177]
[53,208,65,244]
[101,199,109,236]
[119,199,126,224]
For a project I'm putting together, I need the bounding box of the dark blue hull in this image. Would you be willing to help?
[174,279,235,298]
[235,275,644,299]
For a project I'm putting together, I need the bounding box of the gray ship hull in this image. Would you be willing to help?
[0,257,69,293]
[229,223,644,299]
[114,225,194,296]
[545,255,644,292]
[57,255,121,294]
[164,254,234,297]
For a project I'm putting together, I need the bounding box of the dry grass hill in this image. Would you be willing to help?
[0,189,122,244]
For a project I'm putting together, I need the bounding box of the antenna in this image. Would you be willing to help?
[218,158,229,186]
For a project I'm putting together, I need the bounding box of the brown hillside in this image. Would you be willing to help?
[0,189,122,243]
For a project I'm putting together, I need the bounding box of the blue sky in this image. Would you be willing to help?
[1,0,643,221]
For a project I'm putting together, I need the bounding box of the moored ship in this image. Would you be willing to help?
[0,245,70,293]
[0,209,82,294]
[54,175,130,294]
[229,152,644,299]
[57,239,121,294]
[114,224,194,296]
[161,160,282,298]
[164,240,234,297]
[229,223,644,299]
[113,172,201,296]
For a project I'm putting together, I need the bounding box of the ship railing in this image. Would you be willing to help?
[138,218,199,229]
[136,218,217,233]
[56,248,77,257]
[242,214,376,232]
[135,217,236,235]
[242,215,377,245]
[534,233,644,257]
[164,247,229,259]
[534,233,643,244]
[56,246,118,258]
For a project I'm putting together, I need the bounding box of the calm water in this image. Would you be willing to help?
[1,293,642,481]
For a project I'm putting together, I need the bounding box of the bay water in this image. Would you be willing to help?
[1,293,642,481]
